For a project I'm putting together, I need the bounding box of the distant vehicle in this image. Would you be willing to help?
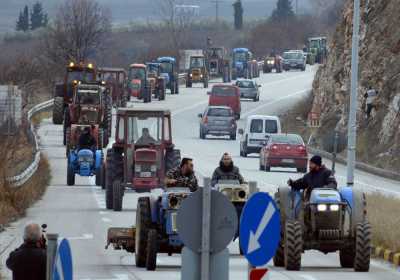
[157,57,180,95]
[186,55,209,88]
[263,55,282,73]
[231,48,253,80]
[198,106,237,140]
[239,115,281,157]
[205,46,231,82]
[235,79,260,102]
[282,52,306,71]
[97,67,128,108]
[208,84,241,119]
[259,133,308,173]
[308,36,327,64]
[127,64,152,103]
[288,50,307,60]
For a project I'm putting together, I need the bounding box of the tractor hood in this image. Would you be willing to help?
[309,188,341,204]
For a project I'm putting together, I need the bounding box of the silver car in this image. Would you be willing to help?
[235,79,260,102]
[198,106,237,140]
[282,51,306,71]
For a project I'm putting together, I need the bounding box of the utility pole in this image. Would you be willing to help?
[211,0,224,24]
[347,0,361,186]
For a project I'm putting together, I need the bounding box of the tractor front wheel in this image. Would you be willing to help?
[95,167,103,186]
[105,149,123,209]
[112,180,124,211]
[284,220,302,271]
[146,229,158,271]
[67,164,75,186]
[135,197,151,267]
[354,222,371,272]
[53,97,64,125]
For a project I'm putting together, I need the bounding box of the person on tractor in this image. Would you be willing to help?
[78,126,97,152]
[135,127,156,146]
[165,158,199,192]
[287,155,337,200]
[211,152,245,187]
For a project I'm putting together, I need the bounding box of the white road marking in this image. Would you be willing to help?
[300,275,319,280]
[102,217,112,223]
[68,233,94,240]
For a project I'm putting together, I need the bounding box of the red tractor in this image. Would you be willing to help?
[104,108,181,211]
[64,83,110,156]
[97,67,128,108]
[127,64,153,103]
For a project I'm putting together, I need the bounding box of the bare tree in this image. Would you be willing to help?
[44,0,111,64]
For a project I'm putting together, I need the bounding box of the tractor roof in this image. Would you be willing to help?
[146,62,160,66]
[309,37,327,41]
[98,67,126,73]
[116,108,171,116]
[233,48,249,52]
[191,55,205,58]
[129,63,146,68]
[157,57,176,63]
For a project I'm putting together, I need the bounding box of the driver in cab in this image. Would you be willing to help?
[135,127,156,146]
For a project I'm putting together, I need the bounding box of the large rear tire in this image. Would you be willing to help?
[67,164,75,186]
[146,229,158,271]
[53,97,64,125]
[112,180,124,211]
[284,220,302,271]
[354,222,371,272]
[135,197,151,267]
[65,127,71,157]
[105,149,123,210]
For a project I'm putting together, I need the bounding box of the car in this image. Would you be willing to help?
[282,51,306,71]
[259,133,308,173]
[208,84,241,119]
[235,79,260,102]
[239,115,281,157]
[198,106,237,140]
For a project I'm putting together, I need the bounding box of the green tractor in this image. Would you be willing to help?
[308,37,327,64]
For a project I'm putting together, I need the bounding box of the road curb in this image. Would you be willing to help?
[371,246,400,267]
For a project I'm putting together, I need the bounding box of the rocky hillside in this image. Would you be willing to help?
[311,0,400,172]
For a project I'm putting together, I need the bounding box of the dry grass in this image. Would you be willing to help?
[367,193,400,252]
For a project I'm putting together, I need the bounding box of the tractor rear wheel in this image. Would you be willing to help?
[273,193,285,267]
[65,127,71,157]
[284,220,302,271]
[165,149,181,173]
[135,197,151,267]
[101,164,106,190]
[63,109,70,146]
[67,164,75,186]
[112,180,124,211]
[146,229,158,271]
[105,149,123,209]
[53,97,64,125]
[354,222,371,272]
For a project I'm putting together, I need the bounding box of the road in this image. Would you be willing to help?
[1,66,400,280]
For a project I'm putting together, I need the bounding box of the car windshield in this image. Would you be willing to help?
[77,90,100,105]
[128,67,145,81]
[265,120,278,133]
[207,108,232,117]
[159,62,173,73]
[67,70,95,83]
[234,52,247,62]
[211,86,236,96]
[271,134,303,145]
[190,57,204,68]
[250,119,278,133]
[250,119,263,133]
[237,80,255,88]
[127,116,163,145]
[283,52,303,59]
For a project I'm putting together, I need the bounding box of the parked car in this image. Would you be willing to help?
[259,133,308,173]
[208,84,241,119]
[239,115,281,157]
[198,106,237,140]
[282,51,306,71]
[235,79,260,102]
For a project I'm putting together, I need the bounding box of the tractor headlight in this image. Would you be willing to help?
[200,74,203,78]
[237,190,247,199]
[190,73,193,77]
[135,165,141,172]
[317,204,327,212]
[330,204,340,211]
[150,165,157,172]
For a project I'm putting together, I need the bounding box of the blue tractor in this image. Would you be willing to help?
[156,57,180,95]
[67,148,104,186]
[273,186,371,272]
[232,48,252,80]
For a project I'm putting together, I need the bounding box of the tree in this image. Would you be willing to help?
[16,6,30,32]
[271,0,295,22]
[44,0,111,64]
[31,2,48,30]
[233,0,243,30]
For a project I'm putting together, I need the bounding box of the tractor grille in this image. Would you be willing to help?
[314,211,340,229]
[80,110,98,123]
[318,229,340,240]
[192,69,201,76]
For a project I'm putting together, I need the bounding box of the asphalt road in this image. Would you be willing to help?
[1,66,399,280]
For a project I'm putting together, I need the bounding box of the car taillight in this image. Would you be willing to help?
[298,146,305,151]
[272,145,278,150]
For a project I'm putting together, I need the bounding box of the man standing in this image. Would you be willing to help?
[6,223,46,280]
[165,158,199,192]
[211,152,245,187]
[364,86,378,119]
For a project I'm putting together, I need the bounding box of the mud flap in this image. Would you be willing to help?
[106,227,136,253]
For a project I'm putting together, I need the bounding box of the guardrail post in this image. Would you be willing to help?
[46,233,59,280]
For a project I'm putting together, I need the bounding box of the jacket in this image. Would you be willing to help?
[290,165,337,191]
[211,165,244,187]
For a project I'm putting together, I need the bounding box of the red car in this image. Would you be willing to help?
[208,84,241,119]
[259,134,308,173]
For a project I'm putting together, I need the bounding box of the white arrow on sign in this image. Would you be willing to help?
[247,202,276,254]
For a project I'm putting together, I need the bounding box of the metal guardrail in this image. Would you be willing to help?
[6,99,54,187]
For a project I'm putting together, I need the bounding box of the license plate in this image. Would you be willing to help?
[282,159,294,163]
[140,172,152,178]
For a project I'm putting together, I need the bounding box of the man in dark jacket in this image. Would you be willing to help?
[211,153,245,187]
[165,158,199,192]
[78,126,97,151]
[288,155,337,198]
[6,223,46,280]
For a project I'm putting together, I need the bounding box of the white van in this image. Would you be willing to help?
[239,115,282,157]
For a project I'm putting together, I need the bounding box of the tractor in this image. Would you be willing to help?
[97,67,128,108]
[308,37,327,64]
[104,108,181,211]
[146,62,166,101]
[215,180,249,254]
[263,55,283,73]
[231,48,253,80]
[128,64,153,103]
[105,187,190,271]
[66,125,104,186]
[156,57,180,95]
[64,83,110,156]
[186,55,209,88]
[53,62,96,125]
[250,59,260,78]
[205,47,231,82]
[273,185,371,272]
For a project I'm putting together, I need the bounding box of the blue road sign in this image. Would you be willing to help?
[239,192,281,267]
[53,239,73,280]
